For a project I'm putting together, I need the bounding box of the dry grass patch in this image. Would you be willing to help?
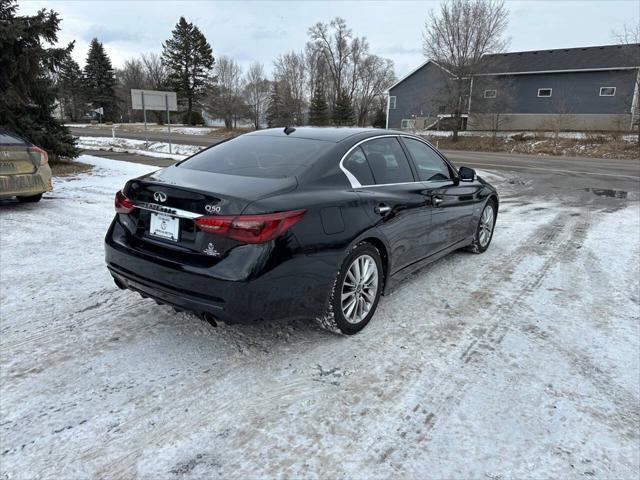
[423,134,640,160]
[50,159,93,177]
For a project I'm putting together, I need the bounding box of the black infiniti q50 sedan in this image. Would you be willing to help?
[105,127,498,334]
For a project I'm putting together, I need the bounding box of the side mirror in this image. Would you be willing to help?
[458,166,476,182]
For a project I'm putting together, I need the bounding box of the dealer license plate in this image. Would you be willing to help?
[149,213,179,241]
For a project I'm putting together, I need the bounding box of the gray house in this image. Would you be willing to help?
[387,43,640,132]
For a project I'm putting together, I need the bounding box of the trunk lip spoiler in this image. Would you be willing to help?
[134,201,202,219]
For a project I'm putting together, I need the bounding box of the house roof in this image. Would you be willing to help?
[477,43,640,75]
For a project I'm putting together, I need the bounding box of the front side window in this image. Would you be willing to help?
[599,87,616,96]
[361,137,414,185]
[484,89,497,98]
[179,136,331,178]
[537,88,552,97]
[343,147,374,186]
[389,96,396,109]
[402,137,451,182]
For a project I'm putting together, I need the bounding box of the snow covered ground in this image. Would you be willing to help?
[76,136,202,161]
[1,155,638,479]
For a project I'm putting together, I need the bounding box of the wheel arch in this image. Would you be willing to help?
[350,231,390,291]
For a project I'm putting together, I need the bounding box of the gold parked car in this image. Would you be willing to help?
[0,129,52,203]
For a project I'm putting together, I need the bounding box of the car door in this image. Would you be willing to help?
[401,137,479,255]
[343,137,431,275]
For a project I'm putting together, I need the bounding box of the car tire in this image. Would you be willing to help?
[468,200,497,254]
[319,243,384,335]
[17,193,43,203]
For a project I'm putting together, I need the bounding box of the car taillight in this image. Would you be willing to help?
[28,146,48,166]
[115,190,135,214]
[195,209,306,244]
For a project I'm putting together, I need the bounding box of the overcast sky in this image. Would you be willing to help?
[19,0,640,79]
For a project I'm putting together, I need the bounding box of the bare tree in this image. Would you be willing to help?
[116,58,146,122]
[612,24,640,145]
[471,75,516,145]
[307,17,355,108]
[547,88,574,154]
[307,17,395,126]
[423,0,509,141]
[243,62,270,129]
[206,55,245,129]
[352,55,395,126]
[305,43,333,103]
[273,51,307,125]
[141,53,168,90]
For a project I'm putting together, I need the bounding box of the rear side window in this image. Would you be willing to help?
[179,136,331,178]
[343,147,374,186]
[361,138,414,185]
[0,132,26,145]
[403,137,451,181]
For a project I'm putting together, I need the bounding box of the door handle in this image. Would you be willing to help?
[432,196,444,206]
[374,203,392,215]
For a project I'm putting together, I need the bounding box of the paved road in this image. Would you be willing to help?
[82,150,176,167]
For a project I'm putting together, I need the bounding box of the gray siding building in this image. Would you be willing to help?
[387,43,640,132]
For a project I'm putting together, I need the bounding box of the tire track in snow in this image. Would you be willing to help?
[359,211,592,468]
[97,208,579,477]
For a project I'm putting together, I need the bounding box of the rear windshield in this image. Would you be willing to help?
[0,132,27,145]
[179,136,331,178]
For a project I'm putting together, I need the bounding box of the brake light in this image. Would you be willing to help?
[115,190,135,214]
[28,146,48,166]
[195,209,306,244]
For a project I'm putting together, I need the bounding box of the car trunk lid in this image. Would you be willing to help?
[121,166,298,259]
[0,146,38,175]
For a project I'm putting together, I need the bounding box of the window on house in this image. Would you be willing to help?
[537,88,552,97]
[438,105,446,114]
[400,119,415,129]
[484,90,497,99]
[389,96,396,109]
[599,87,616,97]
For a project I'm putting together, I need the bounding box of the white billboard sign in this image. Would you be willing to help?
[131,89,178,111]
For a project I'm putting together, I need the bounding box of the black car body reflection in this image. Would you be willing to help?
[105,128,498,334]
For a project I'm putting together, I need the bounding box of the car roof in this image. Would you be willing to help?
[245,127,405,143]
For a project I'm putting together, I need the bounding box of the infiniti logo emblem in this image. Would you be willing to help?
[153,191,167,203]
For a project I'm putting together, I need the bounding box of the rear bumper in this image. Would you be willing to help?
[0,165,52,198]
[105,219,341,324]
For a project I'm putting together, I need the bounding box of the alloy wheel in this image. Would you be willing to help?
[340,254,379,324]
[479,204,495,247]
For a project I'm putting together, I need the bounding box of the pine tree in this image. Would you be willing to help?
[332,89,354,126]
[266,81,292,128]
[308,85,329,126]
[57,54,84,122]
[162,17,214,125]
[0,0,78,160]
[83,38,117,121]
[372,108,386,128]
